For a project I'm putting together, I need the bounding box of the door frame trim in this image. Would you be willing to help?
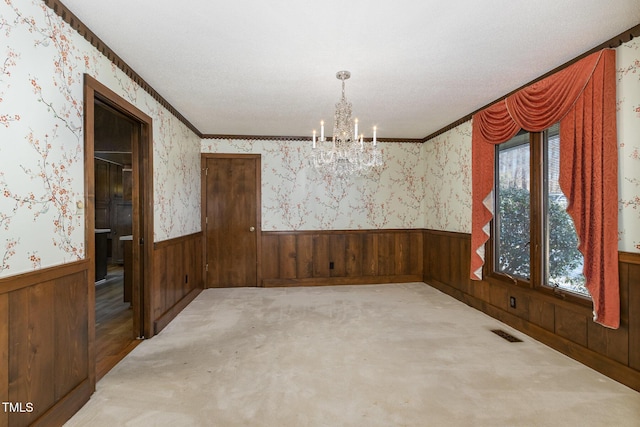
[83,74,154,388]
[201,153,262,288]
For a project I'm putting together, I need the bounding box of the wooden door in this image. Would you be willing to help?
[204,155,261,287]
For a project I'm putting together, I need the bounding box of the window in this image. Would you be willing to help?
[492,123,589,298]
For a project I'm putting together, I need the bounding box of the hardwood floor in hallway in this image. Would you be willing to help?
[95,266,140,381]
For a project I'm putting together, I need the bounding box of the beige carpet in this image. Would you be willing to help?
[66,283,640,426]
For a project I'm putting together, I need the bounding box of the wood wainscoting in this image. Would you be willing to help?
[423,229,640,392]
[152,232,204,335]
[262,229,423,287]
[0,232,204,426]
[0,260,92,427]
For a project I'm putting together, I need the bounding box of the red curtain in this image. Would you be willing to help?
[470,49,619,329]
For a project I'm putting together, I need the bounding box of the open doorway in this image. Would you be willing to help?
[84,75,153,383]
[93,100,138,380]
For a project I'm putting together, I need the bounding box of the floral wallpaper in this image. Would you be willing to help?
[147,102,201,241]
[2,0,637,280]
[0,0,201,278]
[617,38,640,252]
[422,40,640,253]
[201,139,427,231]
[423,121,472,233]
[203,37,640,244]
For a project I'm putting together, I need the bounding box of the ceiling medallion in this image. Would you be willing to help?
[310,71,383,178]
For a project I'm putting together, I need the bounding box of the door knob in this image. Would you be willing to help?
[249,226,256,232]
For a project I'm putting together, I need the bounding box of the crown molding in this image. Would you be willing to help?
[422,23,640,143]
[202,134,424,143]
[202,134,312,141]
[43,0,203,138]
[42,2,639,144]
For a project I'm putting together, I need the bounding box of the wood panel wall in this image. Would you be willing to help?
[0,260,92,427]
[152,232,204,334]
[3,228,633,425]
[261,229,423,287]
[0,232,204,426]
[423,229,640,392]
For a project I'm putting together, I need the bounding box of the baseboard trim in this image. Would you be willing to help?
[263,275,423,288]
[31,378,92,427]
[154,287,202,334]
[426,278,640,392]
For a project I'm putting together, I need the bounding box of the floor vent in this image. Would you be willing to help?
[491,329,523,343]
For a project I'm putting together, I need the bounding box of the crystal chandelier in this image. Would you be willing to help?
[310,71,383,178]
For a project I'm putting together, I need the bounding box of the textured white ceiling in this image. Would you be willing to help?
[62,0,640,139]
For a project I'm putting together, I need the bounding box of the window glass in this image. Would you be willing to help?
[544,124,588,296]
[496,131,531,280]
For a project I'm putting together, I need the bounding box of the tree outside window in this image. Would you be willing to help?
[494,124,588,298]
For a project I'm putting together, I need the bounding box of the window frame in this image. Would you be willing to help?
[485,127,591,307]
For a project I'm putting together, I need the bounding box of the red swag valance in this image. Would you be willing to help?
[470,49,619,328]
